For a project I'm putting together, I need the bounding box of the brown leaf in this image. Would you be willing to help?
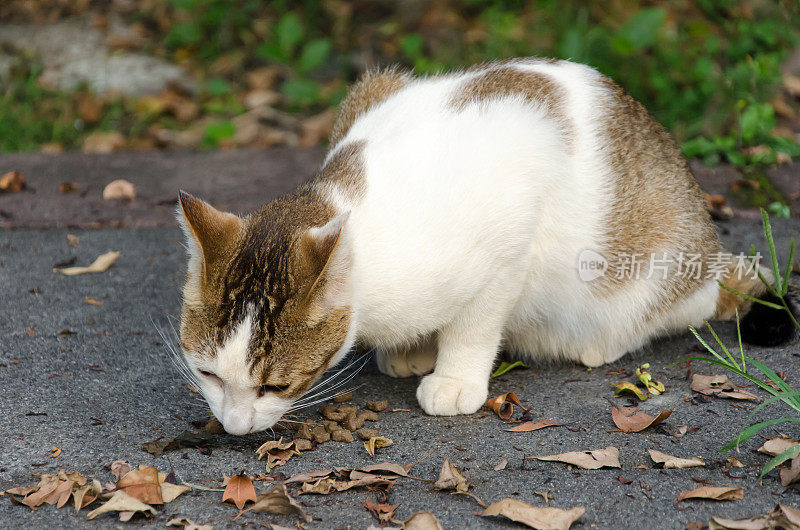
[84,297,103,306]
[161,482,191,503]
[54,251,120,276]
[479,499,585,529]
[20,474,62,508]
[166,517,213,530]
[117,465,163,505]
[434,459,469,493]
[0,170,26,193]
[494,459,508,471]
[102,179,136,200]
[404,511,444,530]
[85,490,156,520]
[110,460,132,481]
[529,447,620,470]
[72,479,102,513]
[358,462,409,477]
[364,498,399,523]
[781,457,800,488]
[690,374,758,401]
[364,436,393,456]
[611,406,672,433]
[255,437,302,471]
[710,504,800,529]
[648,449,704,469]
[726,457,746,468]
[285,469,335,484]
[758,437,800,457]
[677,486,743,502]
[249,483,311,522]
[82,132,126,153]
[505,419,558,432]
[486,392,525,421]
[222,473,257,510]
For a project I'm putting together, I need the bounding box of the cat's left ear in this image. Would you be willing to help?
[177,190,243,279]
[301,212,352,309]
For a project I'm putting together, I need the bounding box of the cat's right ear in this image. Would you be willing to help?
[177,190,242,279]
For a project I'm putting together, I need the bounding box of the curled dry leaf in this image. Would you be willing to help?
[710,503,800,530]
[677,486,743,502]
[222,473,257,510]
[691,374,758,401]
[54,251,120,276]
[364,498,399,524]
[103,179,136,200]
[480,499,585,530]
[404,511,444,530]
[486,392,525,421]
[648,449,705,469]
[249,483,311,523]
[781,457,800,487]
[434,459,468,493]
[612,381,648,401]
[364,436,393,456]
[505,419,558,432]
[726,457,745,468]
[758,437,800,457]
[85,490,156,520]
[0,170,26,193]
[611,406,672,433]
[255,437,302,472]
[166,517,213,530]
[111,460,132,480]
[117,465,162,505]
[529,447,620,470]
[72,479,102,513]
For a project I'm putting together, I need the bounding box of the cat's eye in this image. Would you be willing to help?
[259,383,290,396]
[198,370,223,386]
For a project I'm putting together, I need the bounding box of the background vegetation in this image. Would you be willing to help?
[1,0,799,169]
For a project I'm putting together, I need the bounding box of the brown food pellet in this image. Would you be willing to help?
[342,411,365,431]
[333,391,353,403]
[312,426,331,444]
[359,410,379,422]
[204,418,225,434]
[293,439,312,451]
[357,428,379,440]
[294,424,313,440]
[366,400,388,412]
[337,406,358,416]
[319,405,346,421]
[323,420,340,433]
[332,430,354,442]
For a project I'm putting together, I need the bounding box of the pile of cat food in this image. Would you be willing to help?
[278,396,389,448]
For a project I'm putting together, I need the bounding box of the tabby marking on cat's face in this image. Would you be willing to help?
[176,190,353,434]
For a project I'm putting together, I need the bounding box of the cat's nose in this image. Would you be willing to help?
[222,409,254,435]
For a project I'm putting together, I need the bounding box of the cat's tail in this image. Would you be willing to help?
[714,261,799,346]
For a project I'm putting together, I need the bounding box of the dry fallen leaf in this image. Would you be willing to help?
[434,459,468,493]
[677,486,743,502]
[480,499,585,530]
[611,406,672,433]
[691,374,758,400]
[611,381,648,401]
[0,170,26,193]
[364,436,393,456]
[726,457,745,468]
[72,479,102,513]
[46,446,62,458]
[648,449,704,469]
[85,490,156,520]
[710,503,800,529]
[494,459,508,471]
[110,460,132,481]
[505,419,558,432]
[404,511,444,530]
[82,131,126,153]
[67,234,80,247]
[364,498,399,524]
[103,179,136,200]
[54,251,120,275]
[758,437,800,457]
[781,456,800,487]
[529,447,620,470]
[117,466,163,505]
[249,483,311,522]
[486,392,526,421]
[166,517,213,530]
[256,437,302,471]
[222,473,257,510]
[161,482,191,503]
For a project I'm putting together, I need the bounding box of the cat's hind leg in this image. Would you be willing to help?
[375,334,437,378]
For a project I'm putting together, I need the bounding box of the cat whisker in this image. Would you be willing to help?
[295,351,372,404]
[289,385,363,412]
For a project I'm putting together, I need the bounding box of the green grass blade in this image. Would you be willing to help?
[756,268,781,298]
[491,360,528,378]
[720,418,800,452]
[746,356,796,398]
[760,443,800,480]
[761,208,782,291]
[688,326,730,367]
[718,282,783,310]
[782,238,795,296]
[735,309,745,373]
[748,391,800,419]
[705,321,738,369]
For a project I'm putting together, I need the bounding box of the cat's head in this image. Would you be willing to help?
[175,190,354,434]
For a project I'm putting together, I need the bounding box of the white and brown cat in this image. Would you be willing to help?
[176,58,793,435]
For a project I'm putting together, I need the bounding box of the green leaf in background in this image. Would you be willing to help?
[491,361,528,378]
[400,33,424,59]
[203,120,235,147]
[204,78,230,97]
[165,21,201,48]
[282,79,320,107]
[277,13,304,57]
[256,41,286,63]
[613,8,665,54]
[298,39,332,73]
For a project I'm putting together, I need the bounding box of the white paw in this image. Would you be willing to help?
[416,374,487,416]
[376,347,436,378]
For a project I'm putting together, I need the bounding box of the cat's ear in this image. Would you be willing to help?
[177,190,242,278]
[301,212,351,309]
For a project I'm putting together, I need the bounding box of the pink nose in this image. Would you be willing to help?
[223,410,254,435]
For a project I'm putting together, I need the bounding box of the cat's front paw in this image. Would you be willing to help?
[416,374,487,416]
[376,347,436,378]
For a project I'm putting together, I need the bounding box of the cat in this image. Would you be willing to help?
[176,58,795,435]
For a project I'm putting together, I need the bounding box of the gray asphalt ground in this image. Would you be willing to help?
[1,151,799,529]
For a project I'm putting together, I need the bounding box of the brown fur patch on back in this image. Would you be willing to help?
[592,75,719,312]
[319,140,367,203]
[449,66,572,146]
[330,67,412,146]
